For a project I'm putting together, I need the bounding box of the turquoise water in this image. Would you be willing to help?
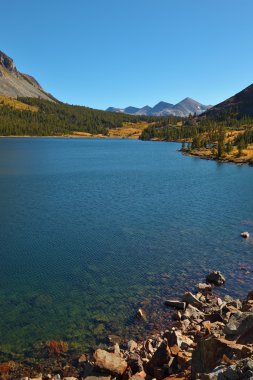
[0,138,253,357]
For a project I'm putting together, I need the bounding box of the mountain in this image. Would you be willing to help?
[0,50,56,101]
[204,84,253,118]
[171,97,210,117]
[124,106,140,114]
[106,98,211,117]
[151,101,174,116]
[135,105,152,116]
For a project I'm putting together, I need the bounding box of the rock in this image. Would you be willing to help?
[93,349,128,375]
[127,353,144,373]
[196,283,212,292]
[177,351,192,370]
[164,300,186,310]
[191,336,252,378]
[135,308,146,320]
[182,292,204,309]
[241,231,250,238]
[128,340,138,352]
[246,291,253,301]
[114,343,121,355]
[183,304,205,320]
[143,339,154,354]
[170,344,180,356]
[128,371,146,380]
[153,367,165,380]
[206,271,225,286]
[164,330,194,349]
[78,354,87,363]
[147,341,171,371]
[224,312,253,341]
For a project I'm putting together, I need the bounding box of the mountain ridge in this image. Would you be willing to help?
[0,50,56,102]
[106,97,211,117]
[204,83,253,118]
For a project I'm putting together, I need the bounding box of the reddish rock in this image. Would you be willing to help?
[93,349,128,375]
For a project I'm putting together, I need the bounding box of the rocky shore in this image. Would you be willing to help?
[2,271,253,380]
[181,148,253,166]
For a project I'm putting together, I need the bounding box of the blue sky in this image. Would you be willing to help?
[1,0,253,109]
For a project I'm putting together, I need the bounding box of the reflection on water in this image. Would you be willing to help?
[0,138,253,357]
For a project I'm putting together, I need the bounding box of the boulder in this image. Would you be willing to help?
[147,341,171,371]
[224,312,253,341]
[127,353,144,373]
[191,336,252,378]
[206,271,225,286]
[164,330,194,349]
[164,300,186,310]
[182,292,204,309]
[93,349,128,375]
[183,304,205,320]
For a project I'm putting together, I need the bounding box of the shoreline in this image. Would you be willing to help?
[2,270,253,379]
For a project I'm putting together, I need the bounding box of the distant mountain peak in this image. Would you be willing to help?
[106,98,211,117]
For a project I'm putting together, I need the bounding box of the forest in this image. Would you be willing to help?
[0,97,158,136]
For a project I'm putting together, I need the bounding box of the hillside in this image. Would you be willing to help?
[0,97,156,136]
[0,50,56,102]
[204,83,253,118]
[140,84,253,165]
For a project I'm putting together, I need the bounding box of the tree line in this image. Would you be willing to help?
[0,97,160,136]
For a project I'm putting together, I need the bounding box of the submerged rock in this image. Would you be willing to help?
[164,300,186,310]
[135,308,146,320]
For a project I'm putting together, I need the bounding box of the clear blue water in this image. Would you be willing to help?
[0,138,253,357]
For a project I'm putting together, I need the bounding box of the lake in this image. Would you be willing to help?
[0,137,253,357]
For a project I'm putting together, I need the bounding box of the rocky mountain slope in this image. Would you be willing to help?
[106,98,211,117]
[0,50,56,101]
[204,83,253,118]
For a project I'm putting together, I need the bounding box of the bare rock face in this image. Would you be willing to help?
[93,349,127,375]
[0,51,16,72]
[0,50,56,101]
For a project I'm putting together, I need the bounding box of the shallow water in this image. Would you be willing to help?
[0,138,253,356]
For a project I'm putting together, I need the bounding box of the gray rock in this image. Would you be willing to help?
[206,271,226,286]
[182,291,204,309]
[224,312,253,339]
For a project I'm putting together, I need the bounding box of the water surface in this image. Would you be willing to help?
[0,138,253,356]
